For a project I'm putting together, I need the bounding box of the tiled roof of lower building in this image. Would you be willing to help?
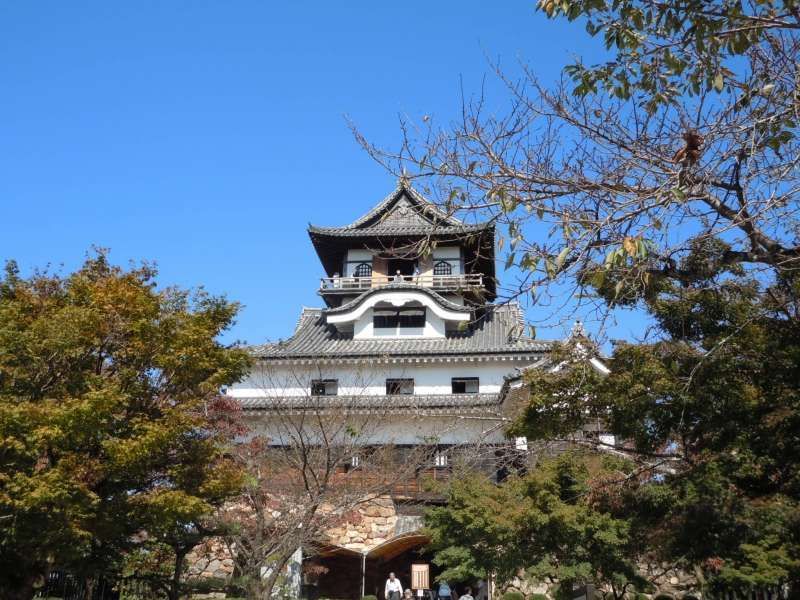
[248,302,552,360]
[236,392,501,411]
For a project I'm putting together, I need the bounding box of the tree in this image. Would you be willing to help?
[121,396,247,600]
[354,0,800,593]
[540,0,800,109]
[425,453,648,600]
[355,1,799,316]
[0,252,250,600]
[511,270,800,592]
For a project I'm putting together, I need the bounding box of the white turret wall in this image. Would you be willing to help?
[228,360,525,398]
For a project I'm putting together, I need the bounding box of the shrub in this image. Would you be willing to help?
[530,594,548,600]
[183,576,228,592]
[502,591,526,600]
[552,584,573,600]
[225,577,248,595]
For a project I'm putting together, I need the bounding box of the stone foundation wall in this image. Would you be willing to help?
[184,495,401,580]
[323,496,398,552]
[500,563,701,600]
[185,537,236,579]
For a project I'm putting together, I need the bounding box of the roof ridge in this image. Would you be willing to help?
[345,179,406,229]
[492,300,527,343]
[294,306,322,333]
[400,180,464,226]
[310,179,471,232]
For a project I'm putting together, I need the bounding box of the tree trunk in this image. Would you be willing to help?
[168,549,187,600]
[247,551,293,600]
[246,575,269,600]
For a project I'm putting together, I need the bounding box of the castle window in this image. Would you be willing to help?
[386,378,414,395]
[373,306,425,329]
[451,377,479,394]
[310,379,338,396]
[433,260,453,276]
[353,262,372,278]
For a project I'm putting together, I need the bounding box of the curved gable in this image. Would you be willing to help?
[325,286,470,325]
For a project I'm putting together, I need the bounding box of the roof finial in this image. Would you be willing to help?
[570,320,586,337]
[398,169,410,188]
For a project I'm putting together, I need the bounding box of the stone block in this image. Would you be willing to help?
[347,543,365,551]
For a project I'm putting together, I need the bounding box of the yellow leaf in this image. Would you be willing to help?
[622,237,637,256]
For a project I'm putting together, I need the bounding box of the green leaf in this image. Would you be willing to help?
[555,247,570,270]
[672,188,686,202]
[545,257,557,279]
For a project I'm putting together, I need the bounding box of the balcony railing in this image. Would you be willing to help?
[320,273,484,292]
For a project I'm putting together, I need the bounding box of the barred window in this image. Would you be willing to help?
[451,377,479,394]
[386,378,414,395]
[310,379,338,396]
[433,260,453,276]
[353,262,372,278]
[373,307,425,328]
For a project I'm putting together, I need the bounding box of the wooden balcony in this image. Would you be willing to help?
[319,273,484,294]
[391,467,452,501]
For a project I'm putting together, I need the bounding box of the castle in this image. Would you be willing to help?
[210,180,602,599]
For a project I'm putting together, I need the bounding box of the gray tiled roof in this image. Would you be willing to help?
[340,179,463,228]
[307,179,492,237]
[249,302,552,360]
[237,393,501,410]
[325,283,468,315]
[307,223,491,237]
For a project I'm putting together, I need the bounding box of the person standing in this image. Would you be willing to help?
[438,580,452,600]
[475,579,487,600]
[459,587,474,600]
[385,572,404,600]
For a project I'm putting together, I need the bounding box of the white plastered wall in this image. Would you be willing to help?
[432,245,461,275]
[353,307,445,339]
[327,290,469,340]
[345,249,373,276]
[229,360,519,398]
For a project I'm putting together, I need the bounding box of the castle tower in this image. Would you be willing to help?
[225,180,553,600]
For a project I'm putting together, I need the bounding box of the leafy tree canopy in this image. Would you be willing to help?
[425,453,648,599]
[0,252,250,600]
[511,268,800,590]
[539,0,800,108]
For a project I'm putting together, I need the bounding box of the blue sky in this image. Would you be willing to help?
[1,1,648,346]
